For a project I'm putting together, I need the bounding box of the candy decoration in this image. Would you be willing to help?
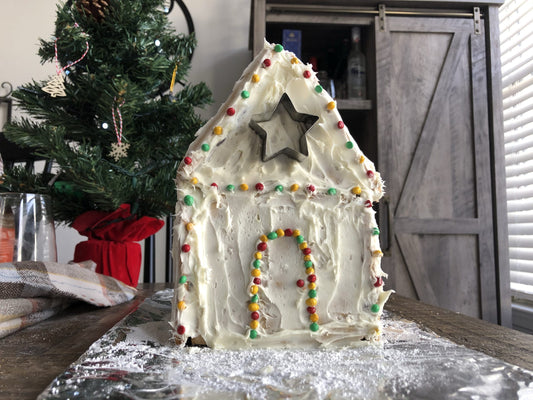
[352,186,362,195]
[307,185,315,192]
[359,155,366,164]
[190,177,199,185]
[291,57,299,64]
[227,107,236,116]
[337,121,345,129]
[274,44,284,52]
[315,85,323,93]
[367,170,375,178]
[365,200,373,208]
[184,195,194,206]
[240,183,249,191]
[213,126,223,135]
[179,275,187,284]
[177,325,186,335]
[290,183,299,192]
[177,301,186,311]
[252,74,260,83]
[371,304,380,313]
[303,70,311,79]
[226,184,235,191]
[201,143,210,152]
[184,156,192,165]
[374,277,383,287]
[263,59,271,67]
[372,227,380,235]
[211,182,218,188]
[185,222,194,231]
[275,185,284,192]
[346,141,354,149]
[250,329,258,339]
[328,188,337,195]
[255,182,264,191]
[181,244,191,253]
[248,228,319,335]
[326,101,336,111]
[241,90,250,99]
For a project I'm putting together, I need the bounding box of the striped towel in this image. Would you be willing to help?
[0,260,137,338]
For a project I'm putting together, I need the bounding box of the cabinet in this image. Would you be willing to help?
[252,0,510,325]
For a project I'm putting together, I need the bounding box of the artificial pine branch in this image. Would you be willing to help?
[2,0,211,224]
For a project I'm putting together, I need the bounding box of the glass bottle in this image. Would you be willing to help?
[347,27,366,99]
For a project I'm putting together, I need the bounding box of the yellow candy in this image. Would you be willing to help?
[299,242,308,250]
[293,229,300,237]
[252,74,260,83]
[291,57,299,64]
[248,302,260,312]
[304,255,312,261]
[213,126,223,135]
[290,183,299,192]
[276,228,285,237]
[240,183,249,191]
[185,222,194,231]
[250,320,259,329]
[359,155,365,164]
[306,267,315,275]
[327,101,336,110]
[306,298,317,307]
[373,250,383,257]
[260,235,268,242]
[254,252,262,260]
[308,282,316,290]
[191,177,198,185]
[310,313,319,322]
[251,268,261,277]
[352,186,362,195]
[250,285,259,295]
[177,301,186,311]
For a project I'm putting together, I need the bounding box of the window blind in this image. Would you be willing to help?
[501,0,533,302]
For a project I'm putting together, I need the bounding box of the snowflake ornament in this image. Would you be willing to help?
[109,141,130,161]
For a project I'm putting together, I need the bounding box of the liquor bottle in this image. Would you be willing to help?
[0,206,15,262]
[347,27,366,99]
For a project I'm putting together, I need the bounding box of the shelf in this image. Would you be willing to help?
[336,98,372,110]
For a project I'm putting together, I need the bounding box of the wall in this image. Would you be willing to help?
[0,0,252,281]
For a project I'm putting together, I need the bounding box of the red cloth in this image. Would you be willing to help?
[71,204,164,286]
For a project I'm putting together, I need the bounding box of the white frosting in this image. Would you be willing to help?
[171,41,391,349]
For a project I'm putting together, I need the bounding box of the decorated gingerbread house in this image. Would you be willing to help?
[171,41,391,349]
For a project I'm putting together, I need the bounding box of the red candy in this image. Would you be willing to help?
[367,170,374,178]
[308,274,317,283]
[296,279,305,288]
[284,229,293,237]
[303,70,311,78]
[365,200,373,208]
[257,242,267,251]
[374,277,383,287]
[255,182,264,191]
[307,306,316,314]
[253,277,261,285]
[227,107,236,116]
[307,185,315,192]
[177,325,186,335]
[263,58,271,67]
[303,248,312,255]
[184,156,192,165]
[211,182,218,188]
[337,121,345,129]
[181,244,191,253]
[251,311,260,320]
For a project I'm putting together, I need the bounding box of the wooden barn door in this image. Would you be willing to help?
[375,16,499,322]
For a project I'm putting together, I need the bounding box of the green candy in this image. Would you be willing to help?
[241,90,250,98]
[345,141,354,149]
[371,304,380,313]
[226,184,235,192]
[308,289,317,298]
[274,44,283,52]
[251,294,259,303]
[201,143,210,152]
[275,185,284,192]
[250,329,258,339]
[297,235,305,244]
[267,231,278,240]
[310,322,319,332]
[179,275,187,284]
[314,85,323,93]
[253,259,261,268]
[327,188,337,195]
[372,227,380,235]
[305,260,313,268]
[184,195,194,206]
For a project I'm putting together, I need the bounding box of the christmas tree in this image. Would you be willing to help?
[1,0,211,224]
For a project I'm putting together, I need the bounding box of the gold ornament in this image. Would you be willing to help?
[109,142,130,161]
[42,74,67,97]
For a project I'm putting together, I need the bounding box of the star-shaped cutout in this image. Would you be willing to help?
[249,93,319,162]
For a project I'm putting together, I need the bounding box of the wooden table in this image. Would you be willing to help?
[0,284,532,400]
